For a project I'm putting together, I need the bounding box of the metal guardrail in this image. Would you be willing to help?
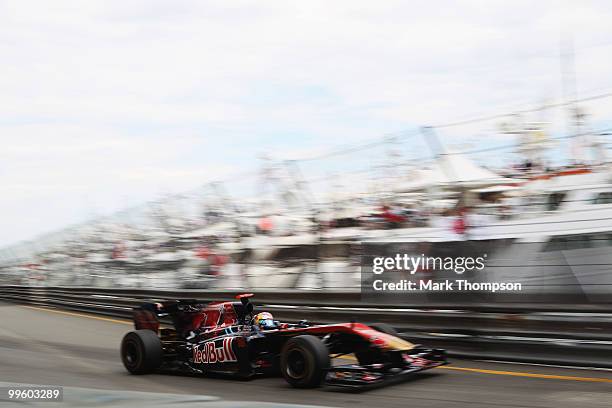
[1,285,611,368]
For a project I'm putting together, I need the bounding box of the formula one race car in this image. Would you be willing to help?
[120,294,447,388]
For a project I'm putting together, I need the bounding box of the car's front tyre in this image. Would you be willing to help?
[280,335,330,388]
[121,329,163,374]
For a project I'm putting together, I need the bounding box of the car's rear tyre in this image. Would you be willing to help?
[280,335,330,388]
[121,330,163,374]
[369,322,398,336]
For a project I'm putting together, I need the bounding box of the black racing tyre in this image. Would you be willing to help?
[280,335,330,388]
[369,323,398,336]
[121,330,163,374]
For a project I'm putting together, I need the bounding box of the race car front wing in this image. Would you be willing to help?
[325,348,447,388]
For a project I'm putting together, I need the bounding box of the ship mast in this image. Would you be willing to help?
[560,32,586,164]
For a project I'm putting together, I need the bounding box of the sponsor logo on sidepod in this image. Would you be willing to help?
[193,338,237,364]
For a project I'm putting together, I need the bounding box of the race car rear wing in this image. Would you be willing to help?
[133,300,210,334]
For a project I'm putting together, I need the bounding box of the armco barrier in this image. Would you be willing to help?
[1,285,612,368]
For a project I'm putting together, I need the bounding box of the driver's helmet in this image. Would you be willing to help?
[252,312,275,329]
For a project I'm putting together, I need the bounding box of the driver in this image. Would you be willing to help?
[252,312,277,330]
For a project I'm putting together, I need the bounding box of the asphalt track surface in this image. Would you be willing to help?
[0,301,610,408]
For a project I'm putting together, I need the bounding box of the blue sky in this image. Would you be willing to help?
[2,0,612,247]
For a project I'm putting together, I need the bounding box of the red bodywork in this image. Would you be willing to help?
[273,323,414,351]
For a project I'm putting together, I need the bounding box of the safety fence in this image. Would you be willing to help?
[1,285,611,369]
